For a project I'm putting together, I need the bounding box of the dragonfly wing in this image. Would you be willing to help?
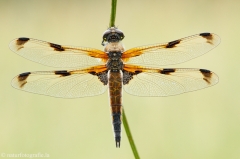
[122,33,220,66]
[9,38,108,68]
[11,66,108,98]
[123,64,218,96]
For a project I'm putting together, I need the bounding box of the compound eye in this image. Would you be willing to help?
[114,29,124,39]
[103,30,111,38]
[119,33,125,40]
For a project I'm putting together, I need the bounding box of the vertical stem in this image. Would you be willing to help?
[109,0,117,27]
[122,108,140,159]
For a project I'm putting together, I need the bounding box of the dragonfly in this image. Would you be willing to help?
[9,27,220,147]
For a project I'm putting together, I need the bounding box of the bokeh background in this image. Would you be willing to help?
[0,0,240,158]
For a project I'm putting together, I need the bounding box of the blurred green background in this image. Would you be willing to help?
[0,0,240,158]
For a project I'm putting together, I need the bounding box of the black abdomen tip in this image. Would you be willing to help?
[115,137,121,148]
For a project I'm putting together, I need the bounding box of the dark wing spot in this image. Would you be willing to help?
[160,69,175,75]
[18,72,31,81]
[200,69,212,84]
[55,70,71,76]
[18,72,31,88]
[97,71,108,85]
[135,70,142,74]
[166,40,181,48]
[200,33,213,44]
[200,33,211,36]
[89,71,96,75]
[123,70,142,85]
[123,71,134,85]
[89,71,108,85]
[50,43,65,51]
[18,37,29,42]
[203,78,210,84]
[16,37,30,50]
[200,69,211,76]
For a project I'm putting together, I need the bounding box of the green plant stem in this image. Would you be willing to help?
[109,0,117,27]
[122,108,140,159]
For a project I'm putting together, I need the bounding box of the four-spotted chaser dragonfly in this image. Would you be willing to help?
[9,27,220,147]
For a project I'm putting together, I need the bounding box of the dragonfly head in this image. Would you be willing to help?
[102,27,125,46]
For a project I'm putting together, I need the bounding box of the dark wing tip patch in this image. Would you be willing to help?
[50,43,65,51]
[200,69,211,74]
[16,37,30,50]
[55,70,71,76]
[199,33,213,44]
[200,69,212,84]
[166,40,181,48]
[17,72,31,88]
[18,37,30,41]
[160,69,175,75]
[199,33,211,37]
[18,72,31,81]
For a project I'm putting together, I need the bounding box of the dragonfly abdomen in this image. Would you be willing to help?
[108,71,122,148]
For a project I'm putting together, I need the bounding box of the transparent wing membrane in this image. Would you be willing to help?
[123,65,218,96]
[122,33,220,66]
[9,38,108,68]
[11,66,108,98]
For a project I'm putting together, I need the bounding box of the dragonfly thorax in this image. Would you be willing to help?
[106,51,123,72]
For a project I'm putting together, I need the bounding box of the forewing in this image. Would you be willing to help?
[123,64,218,96]
[122,33,220,66]
[9,38,108,68]
[11,66,108,98]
